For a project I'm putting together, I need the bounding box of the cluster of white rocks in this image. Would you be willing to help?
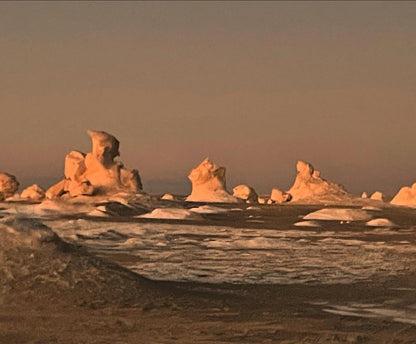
[184,159,350,204]
[3,130,416,207]
[46,130,142,199]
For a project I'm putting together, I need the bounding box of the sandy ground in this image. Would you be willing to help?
[2,204,416,343]
[3,246,416,344]
[3,280,416,343]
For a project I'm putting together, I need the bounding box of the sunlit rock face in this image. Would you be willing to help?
[20,184,45,201]
[46,131,143,199]
[186,158,239,203]
[0,173,19,199]
[370,191,386,202]
[257,196,267,204]
[270,188,291,204]
[391,183,416,206]
[287,160,350,202]
[161,193,183,201]
[233,184,258,203]
[161,193,175,201]
[64,151,87,181]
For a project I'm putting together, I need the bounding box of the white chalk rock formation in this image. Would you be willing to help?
[186,158,239,203]
[391,183,416,207]
[160,193,183,201]
[361,192,368,199]
[161,193,175,201]
[233,185,258,203]
[287,161,350,203]
[257,197,267,204]
[46,131,143,199]
[0,173,19,199]
[20,184,45,201]
[370,191,386,202]
[270,188,292,204]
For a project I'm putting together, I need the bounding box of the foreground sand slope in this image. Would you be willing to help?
[2,213,416,343]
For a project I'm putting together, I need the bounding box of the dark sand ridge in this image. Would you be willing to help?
[2,215,416,343]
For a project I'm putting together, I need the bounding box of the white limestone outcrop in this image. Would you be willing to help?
[0,173,19,200]
[287,160,350,203]
[186,158,239,203]
[161,193,175,201]
[20,184,45,201]
[46,130,143,199]
[391,183,416,207]
[257,197,267,204]
[370,191,386,202]
[233,185,258,203]
[270,188,291,204]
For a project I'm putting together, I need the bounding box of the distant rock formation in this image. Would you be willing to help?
[20,184,45,201]
[46,131,143,199]
[0,173,19,200]
[370,191,386,202]
[391,183,416,207]
[270,188,292,204]
[361,192,368,199]
[186,158,239,203]
[233,185,258,203]
[287,160,350,202]
[257,197,267,204]
[161,193,175,201]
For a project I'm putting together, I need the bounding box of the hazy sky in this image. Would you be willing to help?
[1,1,415,195]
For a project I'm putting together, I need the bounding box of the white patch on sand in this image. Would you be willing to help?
[362,206,383,211]
[87,206,109,217]
[294,221,321,227]
[323,304,416,326]
[189,205,229,214]
[139,208,202,220]
[366,218,396,227]
[303,208,372,221]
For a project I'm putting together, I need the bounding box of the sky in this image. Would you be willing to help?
[1,1,415,196]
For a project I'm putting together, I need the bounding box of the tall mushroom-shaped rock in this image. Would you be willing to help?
[46,130,143,199]
[186,158,239,203]
[287,160,350,203]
